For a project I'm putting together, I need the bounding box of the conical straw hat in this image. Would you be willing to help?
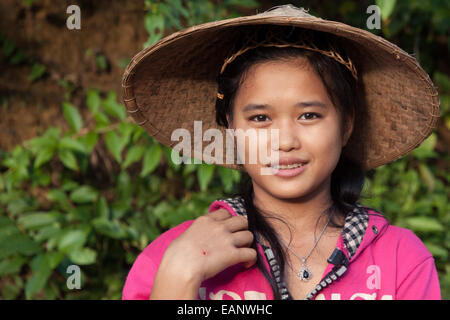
[122,5,440,171]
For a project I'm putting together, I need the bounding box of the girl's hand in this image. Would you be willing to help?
[150,209,257,299]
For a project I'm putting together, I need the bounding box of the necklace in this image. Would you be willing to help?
[279,209,333,282]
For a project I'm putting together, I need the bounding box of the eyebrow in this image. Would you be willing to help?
[242,101,328,113]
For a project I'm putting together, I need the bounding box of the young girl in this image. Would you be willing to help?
[121,5,441,300]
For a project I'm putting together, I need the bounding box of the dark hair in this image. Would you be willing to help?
[214,27,365,299]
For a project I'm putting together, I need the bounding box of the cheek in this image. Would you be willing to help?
[305,121,344,165]
[235,130,272,166]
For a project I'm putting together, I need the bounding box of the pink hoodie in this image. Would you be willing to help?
[122,197,441,300]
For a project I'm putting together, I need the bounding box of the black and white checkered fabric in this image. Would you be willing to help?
[220,196,248,217]
[341,203,369,260]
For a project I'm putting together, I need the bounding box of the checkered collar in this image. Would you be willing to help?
[218,196,369,261]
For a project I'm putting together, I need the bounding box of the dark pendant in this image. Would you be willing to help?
[298,264,312,282]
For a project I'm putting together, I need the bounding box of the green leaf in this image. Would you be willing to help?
[94,111,110,128]
[227,0,259,8]
[104,131,124,163]
[62,102,83,132]
[232,169,241,183]
[25,254,51,299]
[92,218,128,239]
[46,189,69,207]
[418,163,435,191]
[61,178,79,191]
[29,63,46,82]
[59,136,89,154]
[17,212,58,230]
[145,13,164,35]
[103,91,126,120]
[27,131,58,155]
[79,132,98,153]
[68,247,97,265]
[197,163,215,191]
[140,143,162,176]
[70,186,98,203]
[218,166,233,192]
[95,196,109,219]
[163,146,181,171]
[25,252,63,299]
[0,233,41,259]
[57,229,88,253]
[183,162,197,176]
[0,256,27,277]
[123,145,146,169]
[33,146,55,169]
[411,133,437,160]
[86,89,101,114]
[404,217,444,233]
[95,54,108,70]
[117,57,131,69]
[58,149,79,171]
[424,242,449,260]
[376,0,397,21]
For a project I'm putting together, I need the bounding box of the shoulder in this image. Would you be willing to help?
[365,207,433,262]
[384,225,433,261]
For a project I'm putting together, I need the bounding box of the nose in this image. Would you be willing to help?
[273,120,301,152]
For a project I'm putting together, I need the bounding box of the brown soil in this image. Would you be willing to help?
[0,0,148,151]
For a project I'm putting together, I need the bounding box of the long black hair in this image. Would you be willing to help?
[214,27,365,299]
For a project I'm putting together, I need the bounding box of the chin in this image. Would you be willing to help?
[268,185,314,200]
[255,175,315,200]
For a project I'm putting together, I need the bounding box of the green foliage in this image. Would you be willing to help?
[0,88,240,299]
[142,0,259,47]
[29,63,46,82]
[0,32,29,65]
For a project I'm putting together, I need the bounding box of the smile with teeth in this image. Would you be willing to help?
[271,163,305,170]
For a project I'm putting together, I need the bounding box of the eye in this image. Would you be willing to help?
[249,114,270,122]
[299,112,321,120]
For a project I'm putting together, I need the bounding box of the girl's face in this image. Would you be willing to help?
[228,58,353,200]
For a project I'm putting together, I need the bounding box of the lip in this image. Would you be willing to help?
[269,162,308,177]
[266,157,309,167]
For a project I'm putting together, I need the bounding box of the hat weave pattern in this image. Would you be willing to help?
[122,5,440,171]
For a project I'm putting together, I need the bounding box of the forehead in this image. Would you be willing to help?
[234,58,333,109]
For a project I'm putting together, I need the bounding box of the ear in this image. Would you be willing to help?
[342,107,355,147]
[226,114,233,129]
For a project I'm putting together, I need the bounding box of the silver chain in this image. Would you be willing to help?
[279,207,334,280]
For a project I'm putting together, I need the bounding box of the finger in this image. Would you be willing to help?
[232,247,257,268]
[232,230,254,248]
[209,209,232,221]
[225,216,248,232]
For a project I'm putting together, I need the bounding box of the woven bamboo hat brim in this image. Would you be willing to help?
[122,5,440,171]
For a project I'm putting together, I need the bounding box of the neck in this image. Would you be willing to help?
[251,177,338,238]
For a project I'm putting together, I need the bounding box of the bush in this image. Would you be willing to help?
[0,90,241,299]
